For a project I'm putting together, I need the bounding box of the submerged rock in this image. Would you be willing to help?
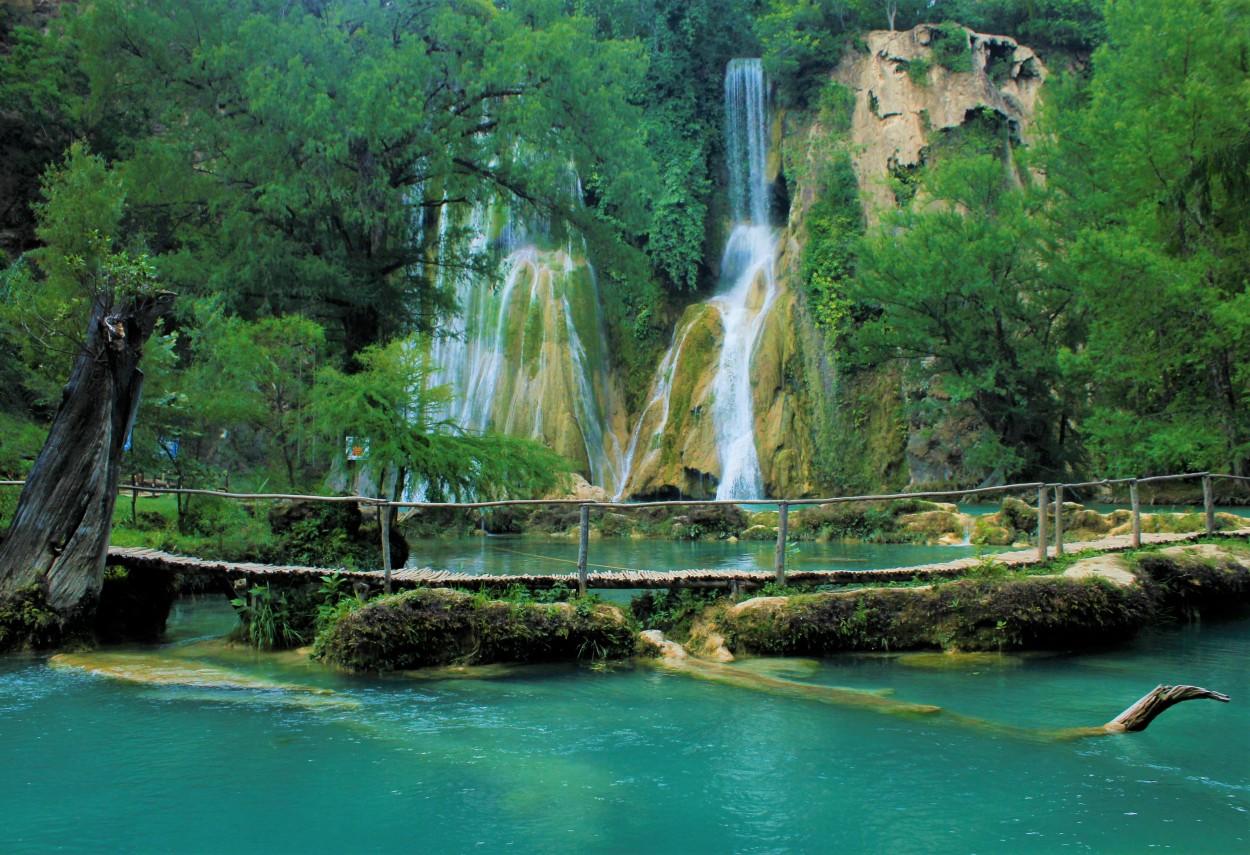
[50,651,340,697]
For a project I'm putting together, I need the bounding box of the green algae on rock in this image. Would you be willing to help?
[314,587,637,672]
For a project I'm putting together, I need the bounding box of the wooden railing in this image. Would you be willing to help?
[3,471,1248,594]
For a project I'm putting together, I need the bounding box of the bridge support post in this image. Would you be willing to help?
[1130,479,1141,548]
[380,503,392,593]
[1203,474,1215,535]
[774,501,789,585]
[1037,486,1048,560]
[577,504,590,597]
[1054,485,1065,557]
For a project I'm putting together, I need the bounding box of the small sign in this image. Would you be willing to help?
[346,437,369,461]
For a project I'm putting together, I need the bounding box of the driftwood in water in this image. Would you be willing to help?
[1104,684,1231,733]
[0,289,174,619]
[641,634,1232,740]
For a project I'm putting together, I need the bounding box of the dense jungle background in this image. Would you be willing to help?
[1,0,1247,522]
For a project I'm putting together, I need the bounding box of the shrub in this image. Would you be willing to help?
[930,22,973,73]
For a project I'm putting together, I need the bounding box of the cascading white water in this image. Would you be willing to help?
[712,59,777,499]
[615,58,778,500]
[426,202,627,495]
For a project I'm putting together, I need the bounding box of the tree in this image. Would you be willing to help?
[0,149,172,639]
[312,335,573,512]
[1044,0,1250,475]
[71,0,658,355]
[850,155,1078,478]
[186,310,326,489]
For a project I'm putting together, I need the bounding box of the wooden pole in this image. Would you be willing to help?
[1130,479,1141,548]
[774,501,790,584]
[1036,486,1048,561]
[380,505,392,593]
[130,473,138,527]
[577,504,590,596]
[1054,484,1064,556]
[1202,473,1215,534]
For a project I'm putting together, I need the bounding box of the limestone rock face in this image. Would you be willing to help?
[840,26,1047,222]
[620,303,724,498]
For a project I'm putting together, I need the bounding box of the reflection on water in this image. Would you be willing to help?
[1,600,1246,853]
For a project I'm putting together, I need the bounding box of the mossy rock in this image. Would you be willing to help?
[598,512,638,537]
[999,497,1037,533]
[1134,544,1250,615]
[748,511,780,528]
[896,510,966,543]
[971,516,1014,546]
[314,588,636,671]
[1068,509,1112,538]
[720,577,1153,655]
[741,524,777,541]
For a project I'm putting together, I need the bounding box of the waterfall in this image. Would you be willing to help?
[617,58,777,500]
[426,202,628,496]
[710,58,777,499]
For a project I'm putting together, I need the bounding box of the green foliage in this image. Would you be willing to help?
[230,584,306,650]
[721,576,1154,654]
[0,12,88,253]
[0,585,62,652]
[851,155,1076,479]
[790,499,931,542]
[801,151,863,335]
[0,144,154,407]
[312,334,573,501]
[816,80,857,134]
[0,412,45,480]
[68,0,658,353]
[758,0,854,108]
[932,0,1106,53]
[929,22,973,73]
[904,57,932,85]
[630,588,722,640]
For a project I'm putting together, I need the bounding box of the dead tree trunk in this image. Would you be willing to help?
[0,289,174,632]
[1105,685,1231,733]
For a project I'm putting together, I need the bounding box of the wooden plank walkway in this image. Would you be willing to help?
[107,528,1250,591]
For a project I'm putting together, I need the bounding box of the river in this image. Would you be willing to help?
[2,593,1246,853]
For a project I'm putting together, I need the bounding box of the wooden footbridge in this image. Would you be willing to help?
[107,527,1250,593]
[5,469,1245,593]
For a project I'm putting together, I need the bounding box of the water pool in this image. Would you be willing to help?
[1,597,1246,853]
[402,537,1005,577]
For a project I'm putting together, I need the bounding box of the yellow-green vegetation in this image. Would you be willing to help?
[314,588,638,672]
[677,540,1250,657]
[720,578,1155,655]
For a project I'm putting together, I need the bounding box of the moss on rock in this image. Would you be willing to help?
[314,588,637,671]
[720,577,1154,656]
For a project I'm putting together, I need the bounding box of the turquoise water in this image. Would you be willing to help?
[1,597,1247,853]
[405,537,1004,577]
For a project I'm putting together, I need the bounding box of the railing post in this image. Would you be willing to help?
[1202,473,1215,535]
[130,474,138,526]
[774,501,790,584]
[577,503,590,596]
[1036,485,1048,561]
[1054,484,1064,556]
[380,503,393,594]
[1130,479,1141,548]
